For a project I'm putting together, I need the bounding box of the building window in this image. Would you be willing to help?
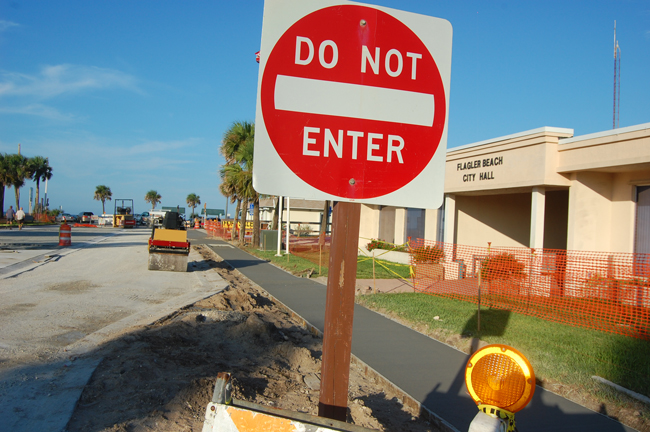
[405,208,425,241]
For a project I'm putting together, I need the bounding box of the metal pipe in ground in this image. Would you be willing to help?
[318,201,361,422]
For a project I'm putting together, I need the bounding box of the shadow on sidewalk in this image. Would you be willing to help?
[420,309,629,432]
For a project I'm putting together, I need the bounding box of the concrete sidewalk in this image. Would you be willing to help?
[0,228,229,432]
[193,234,637,432]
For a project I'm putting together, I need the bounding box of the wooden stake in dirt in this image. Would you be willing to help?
[476,262,483,336]
[318,201,361,422]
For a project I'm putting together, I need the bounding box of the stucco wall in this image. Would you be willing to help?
[359,204,380,250]
[446,128,573,194]
[567,172,614,252]
[558,124,650,172]
[566,170,647,253]
[455,193,531,248]
[378,206,396,243]
[394,208,406,244]
[424,208,440,241]
[610,173,637,253]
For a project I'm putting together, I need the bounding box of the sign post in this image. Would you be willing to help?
[318,201,361,419]
[254,0,452,422]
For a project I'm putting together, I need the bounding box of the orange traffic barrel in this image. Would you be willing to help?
[195,218,200,229]
[59,222,72,246]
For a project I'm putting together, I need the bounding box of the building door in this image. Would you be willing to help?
[634,186,650,277]
[405,208,425,242]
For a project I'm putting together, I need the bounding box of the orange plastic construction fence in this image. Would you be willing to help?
[210,225,253,241]
[410,239,650,340]
[211,226,232,240]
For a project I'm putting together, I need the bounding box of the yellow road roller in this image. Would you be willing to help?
[147,211,190,272]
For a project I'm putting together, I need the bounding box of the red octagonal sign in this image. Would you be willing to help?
[254,1,452,207]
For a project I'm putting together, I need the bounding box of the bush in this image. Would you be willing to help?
[411,245,445,264]
[366,239,408,253]
[480,253,526,281]
[294,224,312,237]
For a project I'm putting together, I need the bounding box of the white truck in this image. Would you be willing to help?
[141,210,168,227]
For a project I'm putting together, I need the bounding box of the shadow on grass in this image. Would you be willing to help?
[419,307,629,431]
[605,328,650,397]
[462,308,511,344]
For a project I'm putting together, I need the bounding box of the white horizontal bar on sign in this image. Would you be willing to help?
[274,75,434,127]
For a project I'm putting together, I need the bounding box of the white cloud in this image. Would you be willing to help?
[0,103,76,121]
[0,64,141,99]
[127,139,199,155]
[14,136,202,181]
[0,20,19,32]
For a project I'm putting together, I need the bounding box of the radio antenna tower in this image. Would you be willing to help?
[613,21,621,129]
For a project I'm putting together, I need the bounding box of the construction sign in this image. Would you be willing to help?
[203,401,375,432]
[221,220,254,230]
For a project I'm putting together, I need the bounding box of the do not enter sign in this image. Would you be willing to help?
[254,1,452,208]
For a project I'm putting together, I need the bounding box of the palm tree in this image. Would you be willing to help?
[220,163,245,242]
[0,153,8,217]
[145,190,162,211]
[221,121,255,163]
[186,193,201,218]
[5,154,29,209]
[29,156,53,213]
[94,185,113,214]
[219,121,260,245]
[270,196,280,231]
[219,170,240,241]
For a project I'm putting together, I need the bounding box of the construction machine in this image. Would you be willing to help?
[148,211,190,272]
[113,199,136,228]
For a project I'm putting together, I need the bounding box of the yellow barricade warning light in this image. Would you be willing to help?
[465,344,535,413]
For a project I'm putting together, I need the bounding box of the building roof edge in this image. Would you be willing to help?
[448,127,574,153]
[558,122,650,145]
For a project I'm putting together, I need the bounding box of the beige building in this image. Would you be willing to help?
[359,122,650,254]
[260,197,330,235]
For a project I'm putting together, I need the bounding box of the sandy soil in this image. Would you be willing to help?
[66,245,436,432]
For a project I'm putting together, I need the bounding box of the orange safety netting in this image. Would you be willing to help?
[206,222,254,241]
[207,224,330,253]
[409,239,650,340]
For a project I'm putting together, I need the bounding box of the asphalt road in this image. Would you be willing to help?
[0,225,228,432]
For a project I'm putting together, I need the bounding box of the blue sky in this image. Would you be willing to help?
[1,0,648,215]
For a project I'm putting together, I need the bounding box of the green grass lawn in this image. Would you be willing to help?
[356,255,411,279]
[247,248,327,276]
[245,247,411,279]
[356,293,650,400]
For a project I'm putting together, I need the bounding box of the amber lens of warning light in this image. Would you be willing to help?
[465,344,535,413]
